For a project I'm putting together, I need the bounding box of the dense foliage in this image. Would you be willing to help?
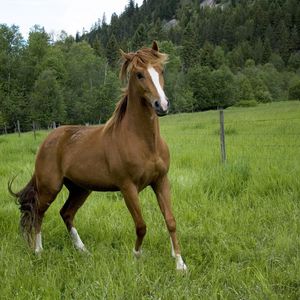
[0,0,300,131]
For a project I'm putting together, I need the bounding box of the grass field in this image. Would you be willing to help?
[0,101,299,299]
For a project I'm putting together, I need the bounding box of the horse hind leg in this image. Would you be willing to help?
[33,195,55,253]
[9,176,59,254]
[60,180,90,251]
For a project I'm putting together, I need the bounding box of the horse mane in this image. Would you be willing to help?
[104,46,168,131]
[104,93,128,131]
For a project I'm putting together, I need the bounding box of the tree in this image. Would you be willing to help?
[269,53,285,71]
[22,26,50,93]
[180,22,199,71]
[92,35,106,57]
[262,38,272,64]
[31,69,65,127]
[227,46,244,70]
[288,78,300,100]
[0,24,28,129]
[199,41,215,68]
[159,41,181,106]
[131,23,147,50]
[147,19,166,42]
[260,63,285,101]
[187,66,213,110]
[290,25,299,52]
[212,46,226,69]
[288,52,300,71]
[97,70,120,122]
[243,61,272,103]
[253,38,264,64]
[64,42,107,124]
[40,46,66,80]
[275,20,290,63]
[210,66,235,108]
[234,74,255,101]
[106,34,120,69]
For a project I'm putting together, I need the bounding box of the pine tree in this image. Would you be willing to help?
[200,41,215,68]
[262,38,272,64]
[131,23,147,51]
[290,25,299,52]
[253,38,264,64]
[275,20,290,63]
[106,34,120,69]
[180,22,199,71]
[92,35,106,57]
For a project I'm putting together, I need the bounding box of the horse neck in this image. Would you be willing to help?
[124,82,160,151]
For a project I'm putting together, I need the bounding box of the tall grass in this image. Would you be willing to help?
[0,101,299,299]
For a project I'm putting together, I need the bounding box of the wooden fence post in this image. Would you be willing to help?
[219,109,226,163]
[17,120,21,137]
[4,123,7,135]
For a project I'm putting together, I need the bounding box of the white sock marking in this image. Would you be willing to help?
[133,248,142,259]
[35,232,43,254]
[175,254,187,271]
[148,67,169,111]
[170,237,176,258]
[70,227,86,251]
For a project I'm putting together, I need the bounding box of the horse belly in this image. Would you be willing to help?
[64,157,119,192]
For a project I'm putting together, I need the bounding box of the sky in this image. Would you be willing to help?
[0,0,144,39]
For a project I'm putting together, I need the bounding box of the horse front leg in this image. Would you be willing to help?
[121,184,146,258]
[152,176,187,271]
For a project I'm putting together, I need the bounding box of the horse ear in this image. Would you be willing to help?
[119,50,133,82]
[152,41,159,52]
[120,49,135,61]
[120,49,128,60]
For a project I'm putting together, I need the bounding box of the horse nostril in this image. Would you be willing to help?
[154,101,160,108]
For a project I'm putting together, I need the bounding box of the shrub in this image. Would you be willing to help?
[234,100,258,107]
[288,79,300,100]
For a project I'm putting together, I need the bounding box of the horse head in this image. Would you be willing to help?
[120,41,169,116]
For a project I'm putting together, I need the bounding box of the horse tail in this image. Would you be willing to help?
[8,175,38,247]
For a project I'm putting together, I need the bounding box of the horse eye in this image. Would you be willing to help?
[136,72,144,79]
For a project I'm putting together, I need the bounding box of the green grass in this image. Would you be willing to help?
[1,101,300,299]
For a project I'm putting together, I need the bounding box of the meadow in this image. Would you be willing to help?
[0,101,299,299]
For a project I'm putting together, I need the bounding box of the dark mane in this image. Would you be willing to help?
[104,93,128,131]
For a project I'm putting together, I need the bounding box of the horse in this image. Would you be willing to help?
[9,41,187,271]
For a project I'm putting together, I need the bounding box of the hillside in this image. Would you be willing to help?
[79,0,300,110]
[0,0,300,131]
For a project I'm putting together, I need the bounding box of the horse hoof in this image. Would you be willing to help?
[76,245,89,254]
[176,262,188,271]
[175,254,187,271]
[133,248,142,259]
[34,247,43,255]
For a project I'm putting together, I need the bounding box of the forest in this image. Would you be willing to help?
[0,0,300,131]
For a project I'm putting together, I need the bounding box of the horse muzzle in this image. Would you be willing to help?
[153,100,169,116]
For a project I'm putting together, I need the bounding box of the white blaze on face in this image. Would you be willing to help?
[147,67,169,111]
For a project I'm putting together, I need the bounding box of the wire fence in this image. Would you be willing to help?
[1,112,300,158]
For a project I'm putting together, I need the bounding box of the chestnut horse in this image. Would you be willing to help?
[9,42,187,271]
